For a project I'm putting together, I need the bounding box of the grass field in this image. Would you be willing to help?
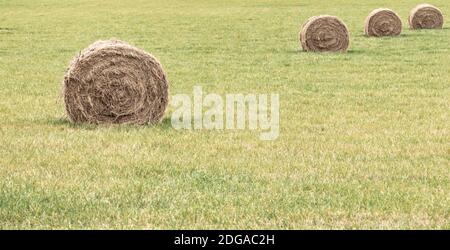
[0,0,449,229]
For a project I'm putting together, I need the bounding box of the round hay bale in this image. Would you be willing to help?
[63,39,169,125]
[299,15,350,53]
[409,4,444,29]
[364,8,402,37]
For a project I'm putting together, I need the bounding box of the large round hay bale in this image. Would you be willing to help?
[63,39,169,125]
[364,8,402,37]
[299,15,350,53]
[409,4,444,29]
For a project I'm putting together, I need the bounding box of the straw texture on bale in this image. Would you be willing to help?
[409,4,444,29]
[299,15,350,53]
[364,8,402,37]
[63,39,169,125]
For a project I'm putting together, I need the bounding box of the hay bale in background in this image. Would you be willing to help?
[299,15,350,52]
[63,39,169,125]
[409,4,444,29]
[364,8,402,37]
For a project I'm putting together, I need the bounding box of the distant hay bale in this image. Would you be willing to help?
[63,39,169,125]
[299,15,349,52]
[364,8,402,37]
[409,4,444,29]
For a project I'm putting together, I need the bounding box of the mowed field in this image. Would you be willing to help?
[0,0,449,229]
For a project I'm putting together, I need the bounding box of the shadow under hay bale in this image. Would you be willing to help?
[63,39,169,125]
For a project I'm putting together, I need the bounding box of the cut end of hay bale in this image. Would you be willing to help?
[409,4,444,29]
[364,8,402,37]
[63,39,169,125]
[299,15,350,53]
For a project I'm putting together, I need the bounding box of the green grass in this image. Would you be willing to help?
[0,0,449,229]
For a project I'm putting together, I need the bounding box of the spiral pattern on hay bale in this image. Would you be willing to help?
[364,8,402,37]
[63,40,169,125]
[299,15,350,52]
[409,4,444,29]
